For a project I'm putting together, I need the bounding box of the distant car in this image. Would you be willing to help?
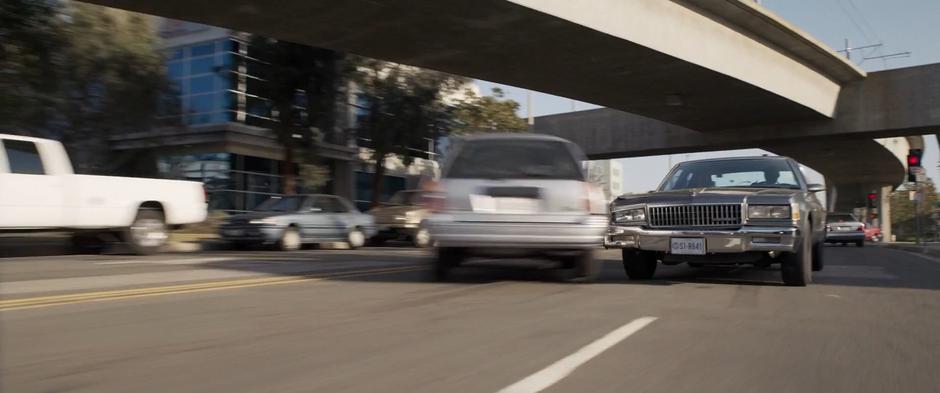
[605,156,827,287]
[865,226,883,242]
[825,213,866,247]
[369,190,432,247]
[424,134,608,282]
[219,194,376,251]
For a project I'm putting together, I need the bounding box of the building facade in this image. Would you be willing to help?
[587,160,623,201]
[111,19,436,212]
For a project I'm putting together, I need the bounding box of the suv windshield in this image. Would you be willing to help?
[827,214,859,223]
[254,196,304,212]
[661,158,801,191]
[446,139,583,180]
[388,191,422,206]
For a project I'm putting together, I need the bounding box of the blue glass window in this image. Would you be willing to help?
[167,48,183,61]
[167,62,184,79]
[221,39,235,52]
[190,57,215,75]
[189,75,214,95]
[190,94,214,113]
[190,42,216,57]
[214,74,232,91]
[221,91,237,110]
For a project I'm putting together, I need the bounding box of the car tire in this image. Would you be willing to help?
[412,227,432,248]
[781,230,812,286]
[347,228,366,249]
[622,249,657,280]
[812,241,825,272]
[124,209,167,255]
[855,240,864,248]
[279,226,302,251]
[431,247,463,281]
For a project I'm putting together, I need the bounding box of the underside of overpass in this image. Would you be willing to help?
[84,0,862,133]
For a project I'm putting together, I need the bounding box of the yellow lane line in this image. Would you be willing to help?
[0,265,425,312]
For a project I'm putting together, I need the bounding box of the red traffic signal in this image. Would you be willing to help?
[867,193,877,200]
[908,148,923,167]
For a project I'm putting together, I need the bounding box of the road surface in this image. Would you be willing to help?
[2,244,939,392]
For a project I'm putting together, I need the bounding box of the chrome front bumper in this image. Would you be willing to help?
[606,225,800,253]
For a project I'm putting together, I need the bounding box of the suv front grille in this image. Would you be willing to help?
[648,204,742,228]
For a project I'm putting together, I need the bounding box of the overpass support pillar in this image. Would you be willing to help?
[880,186,893,242]
[826,184,838,212]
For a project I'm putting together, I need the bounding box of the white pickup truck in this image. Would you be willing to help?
[0,133,208,254]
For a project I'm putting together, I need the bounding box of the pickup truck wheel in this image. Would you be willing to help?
[347,228,366,249]
[431,247,463,281]
[781,231,812,286]
[412,228,432,248]
[279,227,302,251]
[125,210,167,255]
[622,250,657,280]
[812,241,825,272]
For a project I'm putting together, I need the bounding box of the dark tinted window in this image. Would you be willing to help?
[827,214,858,223]
[3,140,45,175]
[446,140,583,180]
[315,196,349,213]
[388,191,423,206]
[254,196,304,212]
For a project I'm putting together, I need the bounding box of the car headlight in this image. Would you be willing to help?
[747,205,791,219]
[613,206,646,224]
[249,218,279,225]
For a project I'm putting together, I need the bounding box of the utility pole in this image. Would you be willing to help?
[526,90,534,126]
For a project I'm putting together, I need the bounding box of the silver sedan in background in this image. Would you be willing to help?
[219,194,376,251]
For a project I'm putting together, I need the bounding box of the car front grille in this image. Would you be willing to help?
[648,204,742,228]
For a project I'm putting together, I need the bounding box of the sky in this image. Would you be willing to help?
[474,0,940,193]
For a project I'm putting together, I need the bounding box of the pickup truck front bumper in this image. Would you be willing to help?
[606,225,799,253]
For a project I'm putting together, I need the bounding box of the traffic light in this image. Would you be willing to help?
[908,148,923,182]
[867,192,877,209]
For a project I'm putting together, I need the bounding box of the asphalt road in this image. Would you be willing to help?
[2,244,940,393]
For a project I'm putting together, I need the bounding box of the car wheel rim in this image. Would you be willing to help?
[283,230,300,250]
[131,218,167,248]
[414,229,431,247]
[349,230,365,248]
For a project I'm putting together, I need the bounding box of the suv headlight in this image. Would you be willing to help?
[613,206,646,224]
[747,205,791,219]
[249,217,279,225]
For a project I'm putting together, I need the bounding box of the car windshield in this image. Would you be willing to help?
[827,214,859,223]
[388,191,422,206]
[446,139,583,180]
[660,159,801,191]
[253,196,304,212]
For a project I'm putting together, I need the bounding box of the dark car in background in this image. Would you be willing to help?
[825,213,866,247]
[219,194,376,251]
[606,156,827,286]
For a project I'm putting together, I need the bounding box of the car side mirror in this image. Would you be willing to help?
[807,183,825,193]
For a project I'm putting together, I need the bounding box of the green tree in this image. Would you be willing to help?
[889,180,940,241]
[247,37,349,194]
[451,87,527,135]
[1,1,172,174]
[355,61,466,207]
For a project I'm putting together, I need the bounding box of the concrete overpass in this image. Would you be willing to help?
[84,0,863,133]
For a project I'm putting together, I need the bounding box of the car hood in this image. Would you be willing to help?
[613,187,800,208]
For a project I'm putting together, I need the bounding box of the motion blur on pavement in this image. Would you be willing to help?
[3,0,940,392]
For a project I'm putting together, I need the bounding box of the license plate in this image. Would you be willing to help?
[671,238,705,255]
[470,195,539,214]
[224,229,244,237]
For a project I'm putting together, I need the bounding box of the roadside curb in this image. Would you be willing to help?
[879,243,940,259]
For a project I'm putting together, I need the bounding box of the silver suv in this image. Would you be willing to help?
[424,134,608,281]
